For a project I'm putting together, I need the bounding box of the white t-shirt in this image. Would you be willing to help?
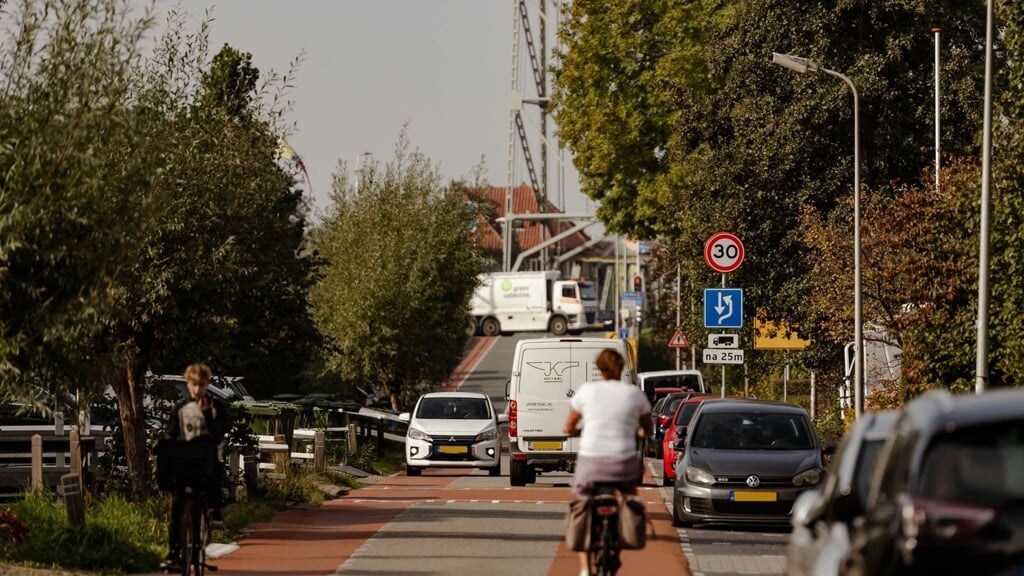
[570,379,652,457]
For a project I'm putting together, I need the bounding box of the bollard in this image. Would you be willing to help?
[30,434,42,491]
[375,417,384,452]
[69,430,83,494]
[347,415,358,454]
[229,452,241,502]
[59,473,85,525]
[314,430,325,473]
[243,453,259,495]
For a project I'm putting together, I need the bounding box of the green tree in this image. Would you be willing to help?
[100,19,311,498]
[553,0,989,388]
[0,0,163,411]
[308,131,485,408]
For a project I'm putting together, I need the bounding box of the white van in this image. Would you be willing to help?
[504,337,635,486]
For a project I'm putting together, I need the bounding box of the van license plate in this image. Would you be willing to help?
[529,441,562,451]
[438,445,468,454]
[731,491,776,502]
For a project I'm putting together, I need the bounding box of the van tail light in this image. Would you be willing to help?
[901,496,996,547]
[509,400,518,437]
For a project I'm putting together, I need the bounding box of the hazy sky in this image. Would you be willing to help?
[137,1,598,225]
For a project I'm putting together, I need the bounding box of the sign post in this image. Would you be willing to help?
[703,232,745,397]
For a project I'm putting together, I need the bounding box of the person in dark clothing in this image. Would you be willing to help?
[160,363,229,572]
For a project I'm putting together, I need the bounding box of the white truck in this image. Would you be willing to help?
[469,271,598,336]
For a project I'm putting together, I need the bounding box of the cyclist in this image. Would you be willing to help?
[563,349,653,576]
[160,363,229,572]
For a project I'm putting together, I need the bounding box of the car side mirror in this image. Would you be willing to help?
[791,488,824,528]
[398,412,411,423]
[822,441,839,456]
[497,412,509,424]
[672,438,686,452]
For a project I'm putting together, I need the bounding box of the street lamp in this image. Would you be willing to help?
[772,52,864,420]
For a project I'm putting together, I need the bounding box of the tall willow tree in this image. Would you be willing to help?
[308,132,485,407]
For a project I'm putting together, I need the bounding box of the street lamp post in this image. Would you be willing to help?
[772,52,864,420]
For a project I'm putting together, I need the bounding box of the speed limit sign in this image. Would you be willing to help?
[704,232,745,273]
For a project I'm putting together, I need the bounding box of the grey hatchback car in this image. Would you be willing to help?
[672,398,831,527]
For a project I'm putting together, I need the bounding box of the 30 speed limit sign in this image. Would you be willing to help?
[704,232,745,273]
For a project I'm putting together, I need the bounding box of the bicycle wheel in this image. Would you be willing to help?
[195,503,207,576]
[179,500,193,576]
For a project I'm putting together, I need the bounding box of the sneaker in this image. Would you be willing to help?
[159,553,180,572]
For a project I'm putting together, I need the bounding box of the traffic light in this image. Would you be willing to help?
[633,275,642,292]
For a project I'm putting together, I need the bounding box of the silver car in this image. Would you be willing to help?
[672,398,833,527]
[786,410,898,576]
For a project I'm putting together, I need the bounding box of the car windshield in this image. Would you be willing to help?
[647,374,701,391]
[917,419,1024,507]
[416,397,490,420]
[690,412,814,450]
[674,403,700,426]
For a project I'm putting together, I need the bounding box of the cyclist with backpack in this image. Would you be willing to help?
[564,349,653,576]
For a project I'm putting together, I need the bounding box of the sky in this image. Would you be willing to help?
[134,0,600,229]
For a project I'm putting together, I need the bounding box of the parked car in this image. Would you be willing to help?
[638,369,707,404]
[786,410,898,576]
[671,398,833,527]
[847,388,1024,576]
[400,391,507,477]
[647,392,687,459]
[660,394,715,486]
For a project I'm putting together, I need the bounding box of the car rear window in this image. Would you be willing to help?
[917,419,1024,507]
[416,397,490,420]
[646,374,702,391]
[661,395,684,416]
[674,403,700,426]
[691,412,814,450]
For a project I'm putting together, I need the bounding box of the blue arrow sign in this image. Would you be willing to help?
[704,288,744,329]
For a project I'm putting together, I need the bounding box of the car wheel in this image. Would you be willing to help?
[653,443,663,460]
[549,317,568,336]
[488,463,501,477]
[406,465,421,476]
[662,471,673,487]
[481,317,501,337]
[510,459,528,486]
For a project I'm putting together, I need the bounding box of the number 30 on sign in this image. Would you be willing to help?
[704,232,745,274]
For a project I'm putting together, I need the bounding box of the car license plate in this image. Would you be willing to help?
[529,441,562,451]
[438,445,467,454]
[731,491,777,502]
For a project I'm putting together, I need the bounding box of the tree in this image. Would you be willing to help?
[553,0,989,389]
[100,22,311,498]
[308,131,485,406]
[0,0,164,413]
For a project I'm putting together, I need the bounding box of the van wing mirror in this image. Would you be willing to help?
[398,412,411,423]
[504,379,511,400]
[823,440,839,456]
[497,412,509,424]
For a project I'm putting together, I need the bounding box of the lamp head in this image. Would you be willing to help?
[772,52,817,74]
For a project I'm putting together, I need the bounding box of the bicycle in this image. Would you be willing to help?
[157,439,220,576]
[587,483,624,576]
[177,484,218,576]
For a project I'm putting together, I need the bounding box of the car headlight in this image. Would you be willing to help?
[684,465,716,486]
[792,468,823,486]
[407,427,431,442]
[475,428,497,442]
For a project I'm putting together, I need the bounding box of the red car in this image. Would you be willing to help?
[660,394,715,486]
